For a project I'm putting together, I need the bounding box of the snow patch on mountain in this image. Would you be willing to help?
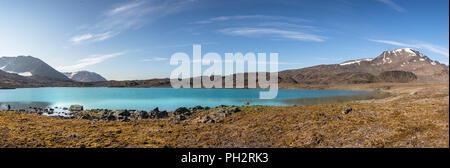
[340,58,373,66]
[65,72,79,79]
[18,72,33,77]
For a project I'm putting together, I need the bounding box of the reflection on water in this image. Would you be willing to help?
[0,102,52,110]
[0,102,71,117]
[282,92,390,105]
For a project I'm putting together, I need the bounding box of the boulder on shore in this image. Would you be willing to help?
[174,107,191,116]
[69,105,83,111]
[149,107,168,119]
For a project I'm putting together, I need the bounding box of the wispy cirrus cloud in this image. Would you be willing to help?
[369,39,449,57]
[70,34,94,44]
[375,0,406,12]
[108,1,146,15]
[70,31,117,44]
[142,57,168,62]
[256,22,320,31]
[57,52,124,71]
[195,15,309,24]
[69,0,199,44]
[220,28,325,42]
[195,14,324,42]
[154,42,217,49]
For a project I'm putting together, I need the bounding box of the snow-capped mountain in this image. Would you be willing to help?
[0,56,70,80]
[279,48,449,84]
[63,71,107,82]
[340,48,448,81]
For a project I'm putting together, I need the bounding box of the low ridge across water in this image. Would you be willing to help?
[0,87,370,111]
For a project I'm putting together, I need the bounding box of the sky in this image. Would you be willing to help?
[0,0,448,80]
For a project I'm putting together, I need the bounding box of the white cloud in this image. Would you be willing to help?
[93,31,117,42]
[108,1,145,15]
[70,34,94,44]
[257,22,319,30]
[70,32,117,44]
[154,42,217,49]
[220,28,325,42]
[70,0,198,44]
[196,14,323,43]
[143,57,168,62]
[57,52,124,72]
[369,39,449,57]
[376,0,406,12]
[417,44,449,57]
[195,15,309,24]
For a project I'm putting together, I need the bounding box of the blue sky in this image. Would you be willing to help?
[0,0,448,80]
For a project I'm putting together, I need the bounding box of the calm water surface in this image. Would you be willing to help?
[0,87,370,111]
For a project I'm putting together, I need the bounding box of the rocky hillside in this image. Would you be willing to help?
[279,48,448,84]
[63,71,107,82]
[378,71,417,83]
[0,56,70,81]
[0,70,36,88]
[0,69,85,88]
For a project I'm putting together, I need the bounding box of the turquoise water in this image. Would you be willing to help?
[0,87,370,111]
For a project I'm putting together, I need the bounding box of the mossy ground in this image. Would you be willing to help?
[0,83,448,148]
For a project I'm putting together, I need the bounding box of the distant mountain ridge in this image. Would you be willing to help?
[1,49,448,88]
[63,71,107,82]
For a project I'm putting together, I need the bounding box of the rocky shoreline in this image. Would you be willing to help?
[9,104,244,124]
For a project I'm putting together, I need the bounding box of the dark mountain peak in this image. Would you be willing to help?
[63,71,107,82]
[0,56,69,80]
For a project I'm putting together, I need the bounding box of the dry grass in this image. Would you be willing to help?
[0,83,448,148]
